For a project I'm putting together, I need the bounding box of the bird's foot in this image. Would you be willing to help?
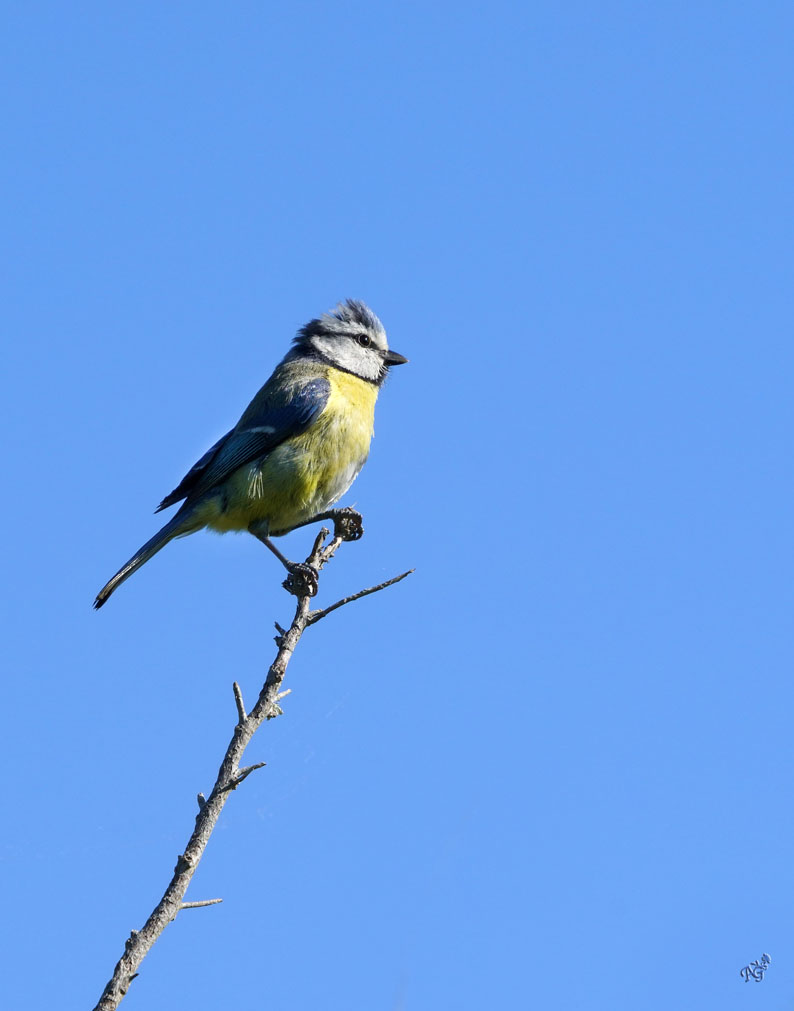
[283,561,319,598]
[330,507,364,542]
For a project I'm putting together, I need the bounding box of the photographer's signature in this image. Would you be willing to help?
[740,953,771,982]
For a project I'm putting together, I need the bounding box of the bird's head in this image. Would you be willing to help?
[294,299,408,384]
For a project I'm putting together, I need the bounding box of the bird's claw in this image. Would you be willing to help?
[333,507,364,542]
[283,562,319,598]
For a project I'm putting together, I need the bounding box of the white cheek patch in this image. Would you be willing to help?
[312,335,382,382]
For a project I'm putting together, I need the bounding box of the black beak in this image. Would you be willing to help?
[383,349,409,366]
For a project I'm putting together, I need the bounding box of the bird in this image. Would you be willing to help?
[94,299,407,609]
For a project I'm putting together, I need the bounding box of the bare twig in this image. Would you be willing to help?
[93,527,412,1011]
[179,899,223,911]
[232,682,247,723]
[307,569,415,626]
[224,762,267,791]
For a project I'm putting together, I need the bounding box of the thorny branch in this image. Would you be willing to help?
[93,526,411,1011]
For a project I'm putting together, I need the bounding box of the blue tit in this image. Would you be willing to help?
[94,299,407,608]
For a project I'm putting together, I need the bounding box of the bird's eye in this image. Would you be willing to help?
[357,333,371,348]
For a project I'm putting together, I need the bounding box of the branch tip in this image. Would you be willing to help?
[232,682,247,723]
[307,568,414,626]
[224,762,266,791]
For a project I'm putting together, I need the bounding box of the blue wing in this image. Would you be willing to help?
[155,430,232,512]
[156,377,330,511]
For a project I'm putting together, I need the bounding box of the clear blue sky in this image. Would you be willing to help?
[3,2,793,1008]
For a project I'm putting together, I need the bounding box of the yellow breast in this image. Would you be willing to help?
[206,368,378,535]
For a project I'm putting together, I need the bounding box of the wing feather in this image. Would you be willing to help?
[155,377,330,511]
[155,430,231,512]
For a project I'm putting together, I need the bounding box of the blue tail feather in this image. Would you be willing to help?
[93,508,201,609]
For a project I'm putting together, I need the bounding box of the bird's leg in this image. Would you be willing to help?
[290,506,364,542]
[248,521,319,597]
